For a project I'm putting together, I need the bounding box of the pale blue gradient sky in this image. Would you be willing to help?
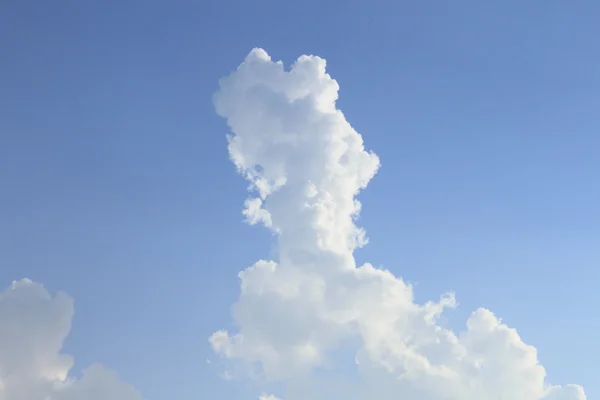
[1,1,598,398]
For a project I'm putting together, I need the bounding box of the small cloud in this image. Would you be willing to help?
[259,394,281,400]
[0,279,141,399]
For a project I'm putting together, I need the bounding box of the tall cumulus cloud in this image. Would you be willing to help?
[210,48,586,400]
[0,279,141,400]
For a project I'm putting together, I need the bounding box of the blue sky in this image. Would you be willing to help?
[1,1,598,399]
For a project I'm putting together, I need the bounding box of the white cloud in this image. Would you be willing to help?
[259,395,281,400]
[0,279,141,400]
[210,48,586,400]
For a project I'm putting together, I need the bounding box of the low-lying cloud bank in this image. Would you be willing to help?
[210,48,586,400]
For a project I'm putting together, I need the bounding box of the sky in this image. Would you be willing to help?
[1,1,598,399]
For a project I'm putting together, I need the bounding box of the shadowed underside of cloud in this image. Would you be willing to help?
[0,279,141,400]
[210,48,586,400]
